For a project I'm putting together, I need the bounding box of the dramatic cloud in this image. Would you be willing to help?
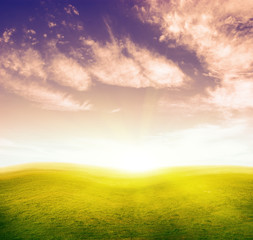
[139,0,253,108]
[1,0,251,114]
[0,0,253,170]
[0,46,91,111]
[84,37,190,88]
[0,0,200,116]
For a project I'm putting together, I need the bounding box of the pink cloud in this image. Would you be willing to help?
[139,0,253,108]
[0,48,92,111]
[49,53,91,91]
[84,37,190,88]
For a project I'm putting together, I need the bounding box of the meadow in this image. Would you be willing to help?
[0,163,252,239]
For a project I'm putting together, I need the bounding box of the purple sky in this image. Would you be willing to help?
[0,0,253,171]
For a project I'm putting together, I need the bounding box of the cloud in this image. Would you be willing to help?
[140,0,253,78]
[207,77,253,109]
[48,21,57,28]
[139,0,253,107]
[0,4,193,112]
[64,4,79,16]
[26,29,36,35]
[49,53,91,91]
[0,47,91,92]
[111,108,121,113]
[1,48,46,79]
[0,32,188,112]
[0,28,15,44]
[83,37,190,88]
[155,121,252,166]
[0,47,92,111]
[0,68,91,111]
[24,29,37,44]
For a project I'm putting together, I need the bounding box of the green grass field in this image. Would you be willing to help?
[0,164,252,240]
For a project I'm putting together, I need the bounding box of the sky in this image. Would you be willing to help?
[0,0,253,172]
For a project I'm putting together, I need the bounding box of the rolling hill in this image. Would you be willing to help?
[0,163,252,239]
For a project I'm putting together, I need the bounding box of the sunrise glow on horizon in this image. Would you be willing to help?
[0,0,253,172]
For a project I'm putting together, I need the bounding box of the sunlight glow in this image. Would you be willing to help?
[114,146,160,173]
[0,122,252,172]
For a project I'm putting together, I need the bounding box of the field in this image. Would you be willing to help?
[0,164,252,239]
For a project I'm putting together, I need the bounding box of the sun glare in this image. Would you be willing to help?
[0,122,251,172]
[116,146,159,173]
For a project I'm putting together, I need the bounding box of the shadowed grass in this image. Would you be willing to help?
[0,164,252,239]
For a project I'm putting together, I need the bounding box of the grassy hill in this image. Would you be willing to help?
[0,163,252,239]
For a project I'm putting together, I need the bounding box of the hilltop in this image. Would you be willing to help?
[0,164,252,239]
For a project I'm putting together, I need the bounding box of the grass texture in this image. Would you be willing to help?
[0,164,252,239]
